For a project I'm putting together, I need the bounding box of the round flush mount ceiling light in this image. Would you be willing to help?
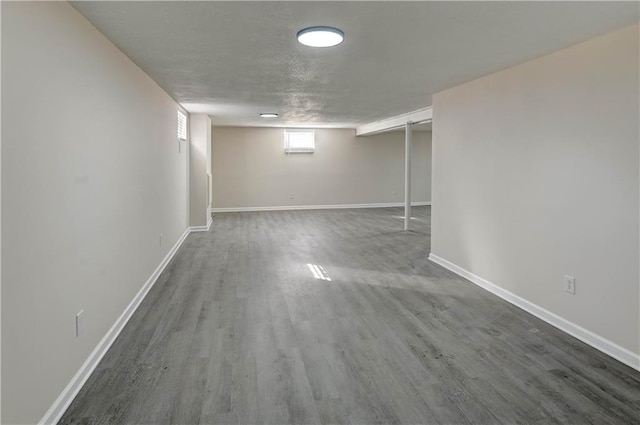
[297,26,344,47]
[260,113,278,118]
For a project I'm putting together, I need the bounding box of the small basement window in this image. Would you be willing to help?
[284,129,315,153]
[177,110,187,141]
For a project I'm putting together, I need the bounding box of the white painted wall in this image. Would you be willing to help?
[1,3,188,423]
[189,114,211,226]
[211,127,431,209]
[431,25,639,361]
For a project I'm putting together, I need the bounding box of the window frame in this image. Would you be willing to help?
[284,129,315,154]
[177,109,188,141]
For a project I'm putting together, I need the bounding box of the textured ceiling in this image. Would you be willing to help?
[72,1,638,128]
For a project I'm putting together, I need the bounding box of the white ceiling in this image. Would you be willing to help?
[71,1,638,128]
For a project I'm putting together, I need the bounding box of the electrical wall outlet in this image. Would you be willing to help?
[76,310,85,337]
[564,275,576,295]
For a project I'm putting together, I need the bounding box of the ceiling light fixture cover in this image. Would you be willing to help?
[260,113,278,118]
[297,26,344,47]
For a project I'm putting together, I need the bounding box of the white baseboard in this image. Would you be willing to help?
[190,216,212,232]
[211,201,431,213]
[428,253,640,372]
[39,227,191,425]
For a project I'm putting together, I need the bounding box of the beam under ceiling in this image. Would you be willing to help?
[355,107,433,136]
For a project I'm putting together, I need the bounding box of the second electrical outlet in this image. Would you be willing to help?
[564,275,576,295]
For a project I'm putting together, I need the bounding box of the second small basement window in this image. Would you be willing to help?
[284,129,315,153]
[177,110,187,141]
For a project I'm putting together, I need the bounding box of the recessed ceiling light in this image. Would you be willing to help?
[260,113,278,118]
[297,26,344,48]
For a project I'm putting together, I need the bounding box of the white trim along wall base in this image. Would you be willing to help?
[211,202,431,213]
[428,253,640,372]
[190,216,213,232]
[38,225,210,425]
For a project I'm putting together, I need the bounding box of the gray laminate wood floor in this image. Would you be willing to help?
[60,207,640,425]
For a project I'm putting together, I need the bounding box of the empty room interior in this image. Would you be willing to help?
[2,1,640,424]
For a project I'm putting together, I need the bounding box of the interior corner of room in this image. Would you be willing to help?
[1,1,639,424]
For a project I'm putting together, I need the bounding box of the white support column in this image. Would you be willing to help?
[189,114,212,228]
[404,122,413,231]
